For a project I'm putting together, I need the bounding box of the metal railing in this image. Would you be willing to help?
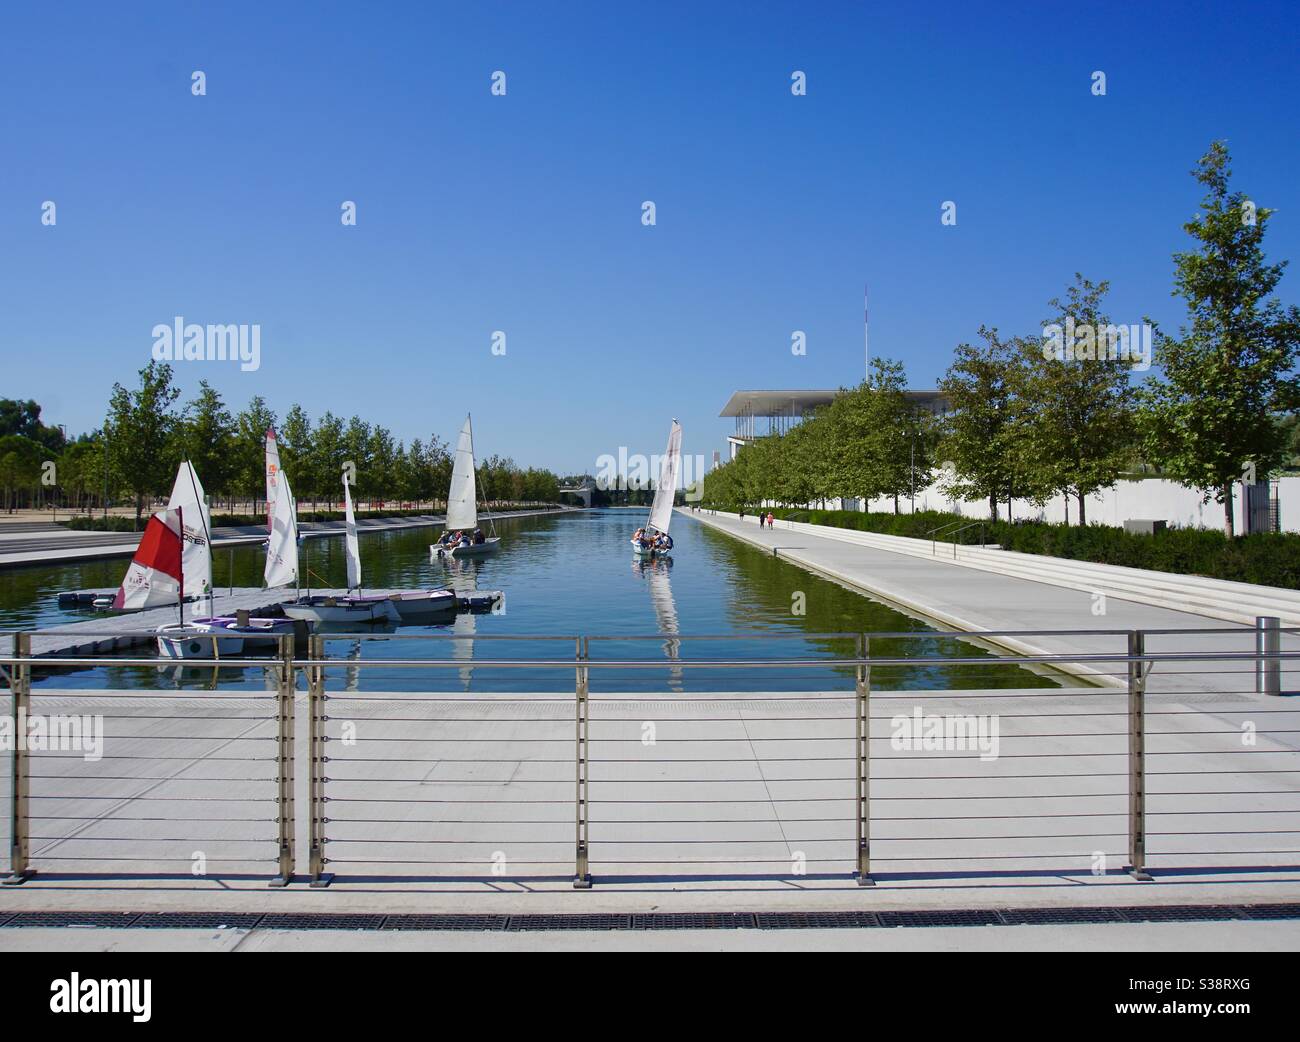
[927,518,988,557]
[2,624,1298,888]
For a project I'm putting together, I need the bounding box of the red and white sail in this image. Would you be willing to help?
[111,509,184,611]
[166,461,212,601]
[265,426,281,533]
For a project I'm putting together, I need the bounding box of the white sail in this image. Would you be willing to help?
[166,461,212,601]
[112,509,184,610]
[445,415,478,531]
[344,476,361,590]
[265,426,280,533]
[264,472,299,589]
[647,420,682,535]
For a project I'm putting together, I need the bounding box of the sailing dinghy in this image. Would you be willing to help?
[432,414,500,558]
[630,419,681,558]
[284,475,454,623]
[154,461,295,658]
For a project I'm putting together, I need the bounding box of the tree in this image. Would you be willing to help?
[233,396,276,512]
[1018,275,1137,524]
[176,381,236,502]
[938,328,1026,521]
[1139,141,1300,536]
[105,361,182,525]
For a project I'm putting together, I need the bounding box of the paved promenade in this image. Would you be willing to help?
[683,510,1299,696]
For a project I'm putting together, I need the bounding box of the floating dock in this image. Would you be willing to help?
[30,587,504,661]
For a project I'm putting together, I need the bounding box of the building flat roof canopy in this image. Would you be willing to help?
[719,388,947,417]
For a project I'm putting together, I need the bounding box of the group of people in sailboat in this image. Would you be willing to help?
[632,527,673,553]
[437,528,489,550]
[629,419,683,559]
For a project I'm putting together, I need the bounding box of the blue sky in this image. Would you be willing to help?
[1,0,1297,475]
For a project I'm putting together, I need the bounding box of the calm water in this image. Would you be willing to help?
[1,510,1058,692]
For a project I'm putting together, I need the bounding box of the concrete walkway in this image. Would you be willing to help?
[682,510,1299,696]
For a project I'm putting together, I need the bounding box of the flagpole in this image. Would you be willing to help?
[864,282,870,383]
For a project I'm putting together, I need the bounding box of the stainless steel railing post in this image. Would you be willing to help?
[855,633,874,886]
[1126,630,1152,881]
[4,634,32,885]
[1256,616,1282,696]
[308,633,333,887]
[269,633,295,887]
[574,636,592,888]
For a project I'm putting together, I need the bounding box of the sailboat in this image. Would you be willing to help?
[283,476,446,623]
[630,419,682,558]
[113,507,186,612]
[154,461,294,659]
[431,414,500,558]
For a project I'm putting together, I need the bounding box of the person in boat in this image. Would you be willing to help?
[473,528,485,545]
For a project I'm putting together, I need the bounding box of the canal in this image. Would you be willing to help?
[0,509,1059,692]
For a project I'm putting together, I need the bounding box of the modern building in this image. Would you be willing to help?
[720,388,950,460]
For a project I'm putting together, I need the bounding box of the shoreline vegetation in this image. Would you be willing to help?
[700,505,1300,591]
[61,502,569,532]
[1,365,574,523]
[701,143,1300,540]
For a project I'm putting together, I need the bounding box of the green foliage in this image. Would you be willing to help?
[721,506,1300,590]
[1139,141,1300,535]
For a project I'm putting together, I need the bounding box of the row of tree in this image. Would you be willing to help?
[1,370,562,524]
[702,143,1300,537]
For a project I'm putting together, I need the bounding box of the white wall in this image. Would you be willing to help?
[797,477,1300,533]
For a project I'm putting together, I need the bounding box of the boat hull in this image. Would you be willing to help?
[386,590,458,621]
[282,597,400,624]
[432,537,501,558]
[156,617,295,659]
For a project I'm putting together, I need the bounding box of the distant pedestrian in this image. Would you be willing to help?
[766,512,774,529]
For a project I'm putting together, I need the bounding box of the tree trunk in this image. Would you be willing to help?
[1063,494,1069,527]
[989,493,998,523]
[1077,491,1086,526]
[1223,483,1235,538]
[135,492,144,528]
[893,493,899,514]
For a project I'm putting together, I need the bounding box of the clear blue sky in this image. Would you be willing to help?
[2,0,1297,475]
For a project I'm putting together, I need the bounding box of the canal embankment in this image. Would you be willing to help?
[681,508,1299,695]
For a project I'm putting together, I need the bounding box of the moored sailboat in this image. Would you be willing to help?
[155,460,295,658]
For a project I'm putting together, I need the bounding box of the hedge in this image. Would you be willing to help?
[707,505,1300,591]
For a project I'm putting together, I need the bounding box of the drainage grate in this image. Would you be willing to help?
[132,913,265,930]
[382,915,509,931]
[7,912,142,929]
[754,911,881,930]
[2,903,1298,932]
[259,914,387,931]
[1233,904,1300,921]
[878,910,1005,929]
[998,907,1127,926]
[631,913,757,930]
[507,914,633,931]
[1114,905,1246,924]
